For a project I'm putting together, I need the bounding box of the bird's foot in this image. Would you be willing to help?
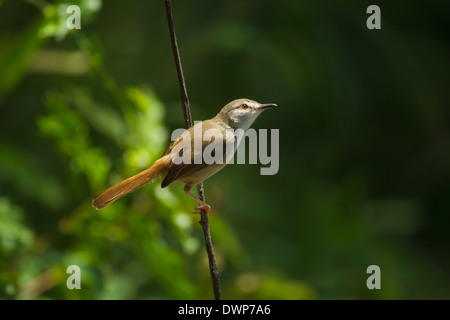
[191,204,211,214]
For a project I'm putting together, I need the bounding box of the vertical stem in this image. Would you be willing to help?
[196,183,221,300]
[164,0,221,300]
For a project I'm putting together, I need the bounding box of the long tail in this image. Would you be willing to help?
[92,156,170,209]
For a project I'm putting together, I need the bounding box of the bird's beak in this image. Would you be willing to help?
[258,103,277,111]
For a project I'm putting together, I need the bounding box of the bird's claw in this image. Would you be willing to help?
[191,204,210,214]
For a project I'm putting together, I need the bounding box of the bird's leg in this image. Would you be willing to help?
[184,185,211,214]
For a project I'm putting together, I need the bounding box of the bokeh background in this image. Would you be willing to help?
[1,0,449,299]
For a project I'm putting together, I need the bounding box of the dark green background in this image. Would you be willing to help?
[0,0,449,299]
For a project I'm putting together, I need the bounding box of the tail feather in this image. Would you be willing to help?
[92,156,169,209]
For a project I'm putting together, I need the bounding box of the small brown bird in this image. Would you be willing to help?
[92,98,277,213]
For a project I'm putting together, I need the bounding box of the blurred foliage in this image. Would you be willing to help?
[0,0,449,299]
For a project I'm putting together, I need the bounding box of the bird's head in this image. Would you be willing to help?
[215,98,277,130]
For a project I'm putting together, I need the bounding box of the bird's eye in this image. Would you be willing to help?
[241,104,249,110]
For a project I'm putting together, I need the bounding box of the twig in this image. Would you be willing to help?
[164,0,221,300]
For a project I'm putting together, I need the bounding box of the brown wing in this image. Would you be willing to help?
[162,133,182,156]
[161,121,231,188]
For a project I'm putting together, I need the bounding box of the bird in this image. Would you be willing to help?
[92,98,277,213]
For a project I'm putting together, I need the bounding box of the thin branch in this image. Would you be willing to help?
[164,0,221,300]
